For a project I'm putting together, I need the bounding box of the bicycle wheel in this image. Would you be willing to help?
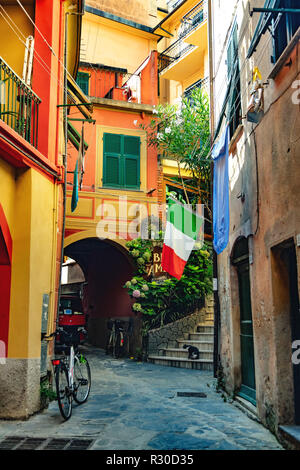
[113,332,124,358]
[106,332,114,355]
[73,354,91,404]
[55,362,72,420]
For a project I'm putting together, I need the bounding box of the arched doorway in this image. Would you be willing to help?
[232,236,256,405]
[0,205,12,360]
[64,235,136,349]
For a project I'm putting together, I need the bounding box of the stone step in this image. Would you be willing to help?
[148,355,214,371]
[189,332,214,341]
[197,325,214,334]
[177,339,214,351]
[160,348,213,360]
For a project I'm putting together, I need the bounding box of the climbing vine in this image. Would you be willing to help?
[124,237,213,333]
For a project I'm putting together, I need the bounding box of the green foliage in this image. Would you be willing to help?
[124,237,213,333]
[142,87,211,182]
[140,87,211,218]
[40,377,57,403]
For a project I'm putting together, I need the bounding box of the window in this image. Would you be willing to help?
[76,71,89,95]
[271,0,300,63]
[227,24,242,139]
[103,133,140,190]
[248,0,300,61]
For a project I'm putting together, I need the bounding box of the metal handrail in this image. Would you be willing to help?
[0,56,41,148]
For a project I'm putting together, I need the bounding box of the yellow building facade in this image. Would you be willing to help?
[153,0,210,216]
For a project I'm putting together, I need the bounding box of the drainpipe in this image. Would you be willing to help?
[56,11,69,324]
[208,0,220,379]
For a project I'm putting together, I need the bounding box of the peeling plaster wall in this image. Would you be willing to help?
[212,0,300,436]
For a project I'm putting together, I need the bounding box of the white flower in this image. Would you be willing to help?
[165,127,171,134]
[153,106,158,114]
[133,120,138,126]
[157,132,163,140]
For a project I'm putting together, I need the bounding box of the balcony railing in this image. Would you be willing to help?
[158,2,207,75]
[158,38,195,74]
[0,57,41,148]
[78,66,142,104]
[183,76,209,99]
[180,1,207,39]
[167,0,185,11]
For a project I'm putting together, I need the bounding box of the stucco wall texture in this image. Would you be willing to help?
[85,0,158,27]
[212,0,300,439]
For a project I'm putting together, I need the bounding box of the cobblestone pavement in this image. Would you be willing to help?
[0,346,283,450]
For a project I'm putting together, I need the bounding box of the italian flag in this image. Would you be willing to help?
[161,198,203,280]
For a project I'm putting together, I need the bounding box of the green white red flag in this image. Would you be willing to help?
[161,198,204,280]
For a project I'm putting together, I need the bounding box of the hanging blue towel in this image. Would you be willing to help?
[71,160,79,213]
[212,126,230,255]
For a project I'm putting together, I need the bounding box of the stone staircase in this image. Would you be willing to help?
[148,322,214,371]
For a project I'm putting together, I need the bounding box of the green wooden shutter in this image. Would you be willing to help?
[123,135,140,189]
[227,24,241,137]
[103,133,122,188]
[76,71,89,95]
[103,134,140,189]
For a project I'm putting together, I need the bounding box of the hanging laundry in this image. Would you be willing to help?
[71,160,79,213]
[78,123,85,190]
[212,126,230,255]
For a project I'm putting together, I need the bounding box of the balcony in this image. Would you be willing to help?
[167,0,185,11]
[78,52,158,108]
[181,1,208,47]
[158,1,208,81]
[0,57,41,148]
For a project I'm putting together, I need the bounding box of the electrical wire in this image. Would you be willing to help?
[16,0,78,83]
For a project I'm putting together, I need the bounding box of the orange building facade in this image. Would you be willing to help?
[63,4,160,349]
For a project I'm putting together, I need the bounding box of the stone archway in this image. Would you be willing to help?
[64,233,137,350]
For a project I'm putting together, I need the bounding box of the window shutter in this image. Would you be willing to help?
[102,134,140,189]
[227,24,241,137]
[76,72,89,96]
[103,133,122,187]
[123,136,140,189]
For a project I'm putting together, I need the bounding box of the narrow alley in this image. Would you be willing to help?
[0,346,282,451]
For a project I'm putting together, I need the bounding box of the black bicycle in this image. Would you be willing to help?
[106,320,127,358]
[52,327,91,420]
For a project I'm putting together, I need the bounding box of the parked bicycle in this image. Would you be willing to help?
[51,327,91,421]
[106,319,127,358]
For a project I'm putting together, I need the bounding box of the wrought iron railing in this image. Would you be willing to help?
[167,0,185,11]
[158,1,207,74]
[158,39,195,73]
[180,1,207,38]
[183,76,209,99]
[0,57,41,148]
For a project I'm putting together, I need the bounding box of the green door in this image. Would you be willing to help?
[237,261,256,405]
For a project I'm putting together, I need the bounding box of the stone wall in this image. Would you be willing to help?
[147,297,214,356]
